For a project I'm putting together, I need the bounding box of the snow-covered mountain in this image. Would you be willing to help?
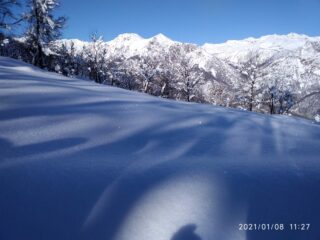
[59,32,320,72]
[203,33,320,89]
[1,57,320,240]
[54,33,320,119]
[202,33,320,62]
[106,33,176,57]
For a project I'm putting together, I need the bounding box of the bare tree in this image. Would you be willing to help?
[207,81,235,107]
[235,51,273,111]
[85,34,107,83]
[279,72,320,116]
[116,58,139,90]
[105,57,121,86]
[158,63,174,97]
[134,55,159,93]
[169,44,203,102]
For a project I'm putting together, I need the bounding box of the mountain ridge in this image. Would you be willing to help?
[53,33,320,120]
[60,32,320,47]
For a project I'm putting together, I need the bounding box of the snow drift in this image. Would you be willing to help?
[0,57,320,240]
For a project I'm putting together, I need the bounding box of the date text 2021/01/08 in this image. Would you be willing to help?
[238,223,311,231]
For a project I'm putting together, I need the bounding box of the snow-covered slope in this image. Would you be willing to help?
[1,57,320,240]
[203,33,320,89]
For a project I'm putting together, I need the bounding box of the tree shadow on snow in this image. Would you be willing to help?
[1,62,320,240]
[0,137,87,162]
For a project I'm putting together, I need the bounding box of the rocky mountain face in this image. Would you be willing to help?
[55,33,320,120]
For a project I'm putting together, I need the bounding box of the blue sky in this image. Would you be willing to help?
[23,0,320,44]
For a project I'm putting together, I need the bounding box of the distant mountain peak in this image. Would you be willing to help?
[113,33,144,42]
[241,33,311,42]
[287,32,309,38]
[148,33,175,46]
[152,33,171,40]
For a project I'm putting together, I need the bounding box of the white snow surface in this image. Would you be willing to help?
[1,57,320,240]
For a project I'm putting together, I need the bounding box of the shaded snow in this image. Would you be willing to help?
[1,57,320,240]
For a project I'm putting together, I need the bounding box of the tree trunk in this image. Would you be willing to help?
[270,94,275,114]
[161,82,167,97]
[249,80,255,111]
[34,3,44,68]
[144,81,149,93]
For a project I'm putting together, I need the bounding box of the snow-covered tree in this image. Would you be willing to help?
[157,58,176,97]
[136,56,160,93]
[207,81,235,107]
[235,52,273,111]
[53,40,84,77]
[104,56,123,86]
[84,34,107,83]
[168,44,204,102]
[68,41,80,76]
[286,72,320,118]
[25,0,66,68]
[260,79,295,115]
[74,45,87,77]
[116,58,139,90]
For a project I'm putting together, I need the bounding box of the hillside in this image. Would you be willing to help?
[1,57,320,240]
[53,33,320,119]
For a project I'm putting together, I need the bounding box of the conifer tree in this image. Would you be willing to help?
[25,0,65,68]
